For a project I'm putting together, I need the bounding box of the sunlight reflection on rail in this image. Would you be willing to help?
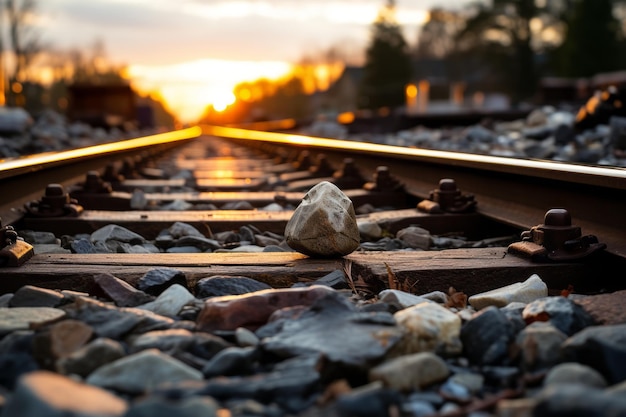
[201,124,626,189]
[0,126,202,179]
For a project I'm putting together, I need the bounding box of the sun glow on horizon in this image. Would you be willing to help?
[127,58,292,123]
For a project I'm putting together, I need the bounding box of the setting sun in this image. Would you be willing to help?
[126,59,292,123]
[212,91,237,112]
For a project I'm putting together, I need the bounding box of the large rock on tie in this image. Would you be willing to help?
[285,181,360,257]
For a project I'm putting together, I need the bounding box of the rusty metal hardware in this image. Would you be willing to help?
[24,184,83,218]
[507,208,606,262]
[309,154,335,177]
[102,163,125,184]
[68,171,133,210]
[120,157,141,180]
[332,158,366,189]
[293,150,312,170]
[0,222,34,266]
[363,166,404,192]
[74,171,113,194]
[417,178,477,214]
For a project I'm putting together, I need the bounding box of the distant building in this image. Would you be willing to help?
[311,65,363,115]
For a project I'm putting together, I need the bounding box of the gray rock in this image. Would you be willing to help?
[0,331,39,389]
[523,296,596,336]
[0,307,66,335]
[175,235,221,251]
[534,383,626,417]
[254,234,282,247]
[195,276,272,298]
[357,220,383,240]
[201,354,321,413]
[9,285,65,308]
[1,370,127,417]
[460,306,516,365]
[610,116,626,150]
[137,284,196,317]
[0,293,12,307]
[18,230,57,245]
[334,381,402,417]
[165,222,208,236]
[396,226,431,250]
[515,322,567,371]
[544,362,608,389]
[166,246,201,253]
[129,328,229,360]
[378,289,434,309]
[94,273,155,307]
[91,225,146,245]
[285,181,360,257]
[235,327,259,347]
[71,238,98,254]
[61,297,173,340]
[123,395,218,417]
[202,346,257,377]
[136,268,188,295]
[57,338,126,377]
[86,349,203,394]
[561,323,626,385]
[130,328,192,353]
[159,200,193,210]
[260,290,403,367]
[369,352,449,390]
[313,269,350,289]
[0,107,33,134]
[32,244,71,254]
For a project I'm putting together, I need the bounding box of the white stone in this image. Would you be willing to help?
[468,274,548,310]
[378,289,434,309]
[357,220,383,239]
[369,352,449,390]
[0,307,66,334]
[137,284,196,317]
[396,226,431,250]
[392,302,462,356]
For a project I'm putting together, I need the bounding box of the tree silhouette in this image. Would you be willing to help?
[415,8,464,59]
[454,0,543,104]
[2,0,43,106]
[358,0,413,110]
[556,0,625,77]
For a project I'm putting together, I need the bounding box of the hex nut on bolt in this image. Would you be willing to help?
[508,208,606,261]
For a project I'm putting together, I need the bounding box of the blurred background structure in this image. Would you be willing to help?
[0,0,624,131]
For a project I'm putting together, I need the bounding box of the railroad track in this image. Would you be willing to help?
[1,124,625,417]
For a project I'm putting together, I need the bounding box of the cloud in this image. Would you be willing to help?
[38,0,441,65]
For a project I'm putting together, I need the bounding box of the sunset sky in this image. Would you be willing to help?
[37,0,473,123]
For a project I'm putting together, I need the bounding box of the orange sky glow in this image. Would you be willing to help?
[125,59,294,123]
[32,1,467,123]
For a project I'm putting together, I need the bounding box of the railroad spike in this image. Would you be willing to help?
[0,221,34,267]
[507,208,606,262]
[75,171,113,194]
[332,158,366,189]
[417,178,477,214]
[23,184,84,218]
[363,166,404,192]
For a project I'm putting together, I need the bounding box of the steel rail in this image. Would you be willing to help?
[202,125,626,260]
[0,124,623,259]
[202,125,626,190]
[0,127,202,180]
[0,126,202,226]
